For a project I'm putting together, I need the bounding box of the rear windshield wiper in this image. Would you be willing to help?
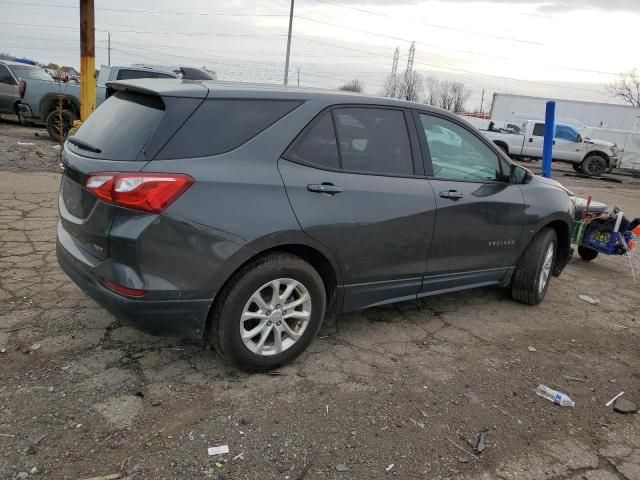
[67,136,102,153]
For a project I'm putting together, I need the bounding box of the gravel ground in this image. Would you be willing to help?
[0,117,61,172]
[1,125,640,480]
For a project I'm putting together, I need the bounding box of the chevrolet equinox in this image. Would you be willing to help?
[57,79,574,371]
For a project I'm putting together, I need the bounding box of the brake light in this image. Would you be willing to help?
[19,79,26,98]
[103,279,146,297]
[85,173,194,214]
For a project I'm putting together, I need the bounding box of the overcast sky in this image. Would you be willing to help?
[2,0,639,109]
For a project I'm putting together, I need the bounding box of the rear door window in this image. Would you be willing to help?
[284,112,340,169]
[156,99,302,159]
[68,91,164,160]
[532,123,546,136]
[0,65,16,84]
[333,107,413,176]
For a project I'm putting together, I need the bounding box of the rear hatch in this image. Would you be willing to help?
[59,84,206,260]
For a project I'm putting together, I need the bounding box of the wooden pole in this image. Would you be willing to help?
[80,0,96,121]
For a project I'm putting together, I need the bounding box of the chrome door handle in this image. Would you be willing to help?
[439,190,464,200]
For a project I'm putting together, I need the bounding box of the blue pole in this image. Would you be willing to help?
[542,101,556,178]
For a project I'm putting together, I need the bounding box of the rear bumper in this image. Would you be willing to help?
[57,226,212,339]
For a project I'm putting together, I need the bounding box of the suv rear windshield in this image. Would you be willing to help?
[68,91,164,160]
[156,99,302,159]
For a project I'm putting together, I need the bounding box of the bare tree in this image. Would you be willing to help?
[339,79,365,93]
[399,71,424,102]
[437,81,455,111]
[424,76,440,106]
[606,69,640,107]
[381,73,400,99]
[451,81,472,113]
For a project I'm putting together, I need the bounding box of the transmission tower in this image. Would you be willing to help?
[391,47,399,76]
[405,41,415,78]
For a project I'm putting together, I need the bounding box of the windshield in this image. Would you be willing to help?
[9,65,53,81]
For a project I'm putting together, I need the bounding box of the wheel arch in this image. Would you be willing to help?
[493,140,509,155]
[544,219,571,276]
[40,93,79,120]
[205,241,342,334]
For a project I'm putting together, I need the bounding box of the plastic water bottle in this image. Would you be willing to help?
[535,384,575,407]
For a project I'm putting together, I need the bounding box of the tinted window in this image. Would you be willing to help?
[555,125,578,141]
[157,99,302,159]
[69,91,164,160]
[0,65,15,84]
[333,108,413,175]
[532,123,545,137]
[10,65,52,81]
[420,114,501,181]
[285,112,339,169]
[116,69,175,80]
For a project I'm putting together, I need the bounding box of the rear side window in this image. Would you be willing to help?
[157,99,302,159]
[69,91,164,160]
[116,69,175,80]
[0,65,14,84]
[532,123,545,136]
[333,108,413,176]
[285,112,339,169]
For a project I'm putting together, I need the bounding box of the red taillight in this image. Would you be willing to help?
[19,80,26,98]
[85,173,194,214]
[103,279,146,297]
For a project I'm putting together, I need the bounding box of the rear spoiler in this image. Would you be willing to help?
[179,67,215,80]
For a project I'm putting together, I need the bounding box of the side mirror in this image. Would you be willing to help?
[576,134,583,143]
[510,163,533,184]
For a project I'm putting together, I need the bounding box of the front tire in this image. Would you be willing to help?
[511,228,557,305]
[211,253,326,372]
[580,155,606,177]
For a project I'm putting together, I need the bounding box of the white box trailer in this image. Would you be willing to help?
[490,93,640,132]
[583,127,640,171]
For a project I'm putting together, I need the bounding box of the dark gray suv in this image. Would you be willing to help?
[57,79,574,371]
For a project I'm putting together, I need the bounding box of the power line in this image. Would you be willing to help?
[306,0,542,45]
[3,1,289,17]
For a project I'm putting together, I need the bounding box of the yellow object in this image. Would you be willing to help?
[80,0,95,121]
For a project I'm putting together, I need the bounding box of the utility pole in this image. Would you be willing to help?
[480,88,485,114]
[283,0,294,86]
[297,67,300,87]
[107,32,111,67]
[80,0,96,121]
[405,41,415,79]
[391,47,399,76]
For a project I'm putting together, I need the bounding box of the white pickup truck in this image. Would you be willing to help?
[482,120,619,176]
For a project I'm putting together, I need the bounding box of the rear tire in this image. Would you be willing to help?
[580,155,606,177]
[46,108,75,143]
[211,253,326,372]
[577,246,599,261]
[511,228,557,305]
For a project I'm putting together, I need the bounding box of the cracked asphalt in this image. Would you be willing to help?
[1,127,640,479]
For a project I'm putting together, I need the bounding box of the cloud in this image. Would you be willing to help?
[336,0,638,13]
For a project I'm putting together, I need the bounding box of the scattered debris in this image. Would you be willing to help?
[535,384,575,407]
[579,295,600,305]
[295,462,312,480]
[335,464,349,472]
[30,343,41,351]
[0,348,6,353]
[79,474,123,480]
[409,418,425,428]
[561,375,585,383]
[606,391,625,407]
[528,346,537,352]
[214,462,223,468]
[0,433,15,437]
[447,437,479,460]
[613,397,638,414]
[385,464,395,472]
[208,445,229,456]
[457,456,470,464]
[474,431,486,454]
[232,452,244,461]
[17,142,35,146]
[30,467,39,475]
